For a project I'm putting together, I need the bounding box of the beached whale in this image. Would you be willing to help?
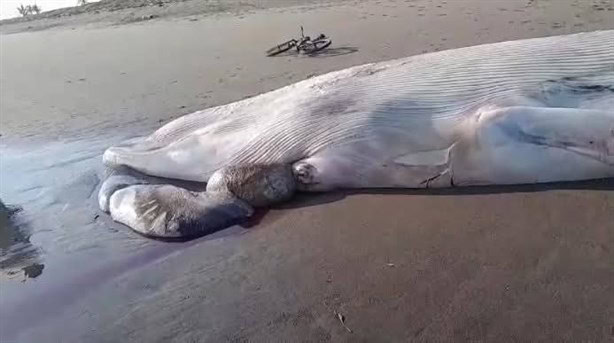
[99,30,614,239]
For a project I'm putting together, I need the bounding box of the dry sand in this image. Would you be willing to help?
[1,0,614,341]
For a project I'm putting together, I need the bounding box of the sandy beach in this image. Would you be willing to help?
[1,0,614,341]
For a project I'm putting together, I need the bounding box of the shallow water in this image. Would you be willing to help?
[0,125,247,339]
[0,129,144,260]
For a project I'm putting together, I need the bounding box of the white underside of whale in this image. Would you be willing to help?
[103,30,614,190]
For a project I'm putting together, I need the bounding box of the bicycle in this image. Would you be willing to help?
[266,26,332,57]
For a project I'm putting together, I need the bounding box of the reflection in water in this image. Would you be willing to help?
[0,200,43,281]
[0,126,161,288]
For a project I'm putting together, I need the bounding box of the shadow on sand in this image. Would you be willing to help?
[270,46,359,58]
[151,177,613,237]
[306,46,359,57]
[276,178,614,210]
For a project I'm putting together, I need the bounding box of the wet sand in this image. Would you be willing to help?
[1,0,614,341]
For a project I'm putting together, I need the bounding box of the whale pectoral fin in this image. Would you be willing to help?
[449,106,614,186]
[492,107,614,165]
[105,164,296,239]
[394,147,451,167]
[393,146,455,188]
[109,184,253,239]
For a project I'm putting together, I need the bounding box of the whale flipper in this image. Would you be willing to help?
[451,106,614,186]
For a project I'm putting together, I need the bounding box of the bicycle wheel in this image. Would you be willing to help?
[299,39,332,55]
[296,40,314,54]
[308,39,332,54]
[266,40,296,56]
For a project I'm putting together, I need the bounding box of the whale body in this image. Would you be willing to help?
[99,31,614,238]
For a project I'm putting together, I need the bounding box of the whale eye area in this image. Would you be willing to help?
[292,162,317,185]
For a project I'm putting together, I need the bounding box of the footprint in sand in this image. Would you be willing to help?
[551,22,564,29]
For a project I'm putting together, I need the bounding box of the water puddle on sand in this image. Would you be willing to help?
[0,130,148,281]
[0,126,216,339]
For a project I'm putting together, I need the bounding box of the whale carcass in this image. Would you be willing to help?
[99,30,614,238]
